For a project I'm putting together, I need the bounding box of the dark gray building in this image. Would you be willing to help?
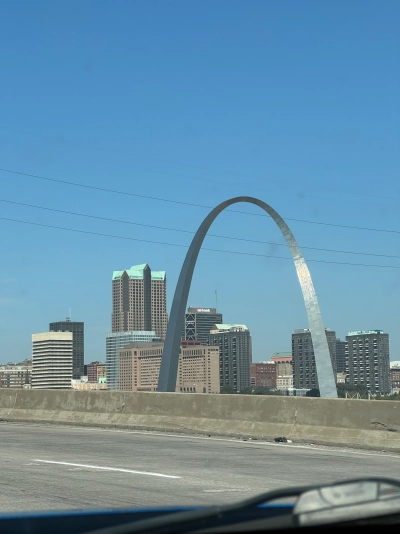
[292,328,337,390]
[208,324,251,392]
[49,318,84,379]
[345,330,390,394]
[336,338,346,374]
[182,307,223,346]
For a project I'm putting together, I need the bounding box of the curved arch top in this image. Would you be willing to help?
[158,196,337,398]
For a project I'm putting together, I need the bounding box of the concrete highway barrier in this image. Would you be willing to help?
[0,389,399,451]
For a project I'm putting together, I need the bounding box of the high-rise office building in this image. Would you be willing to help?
[119,342,220,393]
[111,264,168,339]
[32,332,73,389]
[49,318,84,379]
[182,307,223,346]
[345,330,390,394]
[336,338,346,374]
[292,328,337,390]
[208,324,252,392]
[106,330,161,390]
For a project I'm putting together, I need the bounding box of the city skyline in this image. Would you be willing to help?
[0,288,395,369]
[0,4,398,366]
[0,296,396,366]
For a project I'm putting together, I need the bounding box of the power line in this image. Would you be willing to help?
[1,197,400,260]
[1,166,400,235]
[1,139,397,213]
[1,124,398,202]
[1,215,399,270]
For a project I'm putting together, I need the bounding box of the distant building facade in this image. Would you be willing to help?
[390,361,400,394]
[87,361,106,383]
[336,372,346,383]
[106,331,161,390]
[336,339,346,374]
[71,379,107,391]
[345,330,390,394]
[49,318,84,379]
[32,332,73,389]
[119,342,220,394]
[0,360,32,388]
[271,353,293,389]
[292,328,337,390]
[182,307,223,346]
[111,264,168,339]
[208,324,252,392]
[250,362,277,389]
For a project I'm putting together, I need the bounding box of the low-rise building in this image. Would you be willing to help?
[337,372,346,384]
[0,360,32,388]
[250,362,276,389]
[71,378,107,391]
[271,353,293,389]
[390,361,400,394]
[119,342,220,393]
[87,361,107,383]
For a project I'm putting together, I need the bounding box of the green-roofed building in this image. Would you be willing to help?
[111,263,168,340]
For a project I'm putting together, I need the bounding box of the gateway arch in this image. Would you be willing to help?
[158,196,337,398]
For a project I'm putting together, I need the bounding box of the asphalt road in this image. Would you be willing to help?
[0,422,398,513]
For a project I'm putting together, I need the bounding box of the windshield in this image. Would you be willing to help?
[0,0,399,518]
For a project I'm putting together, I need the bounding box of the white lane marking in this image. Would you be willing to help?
[204,489,246,493]
[32,459,180,479]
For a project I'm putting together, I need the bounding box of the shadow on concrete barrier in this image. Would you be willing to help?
[0,389,399,451]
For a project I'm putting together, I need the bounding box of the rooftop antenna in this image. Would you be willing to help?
[215,289,218,311]
[69,307,71,321]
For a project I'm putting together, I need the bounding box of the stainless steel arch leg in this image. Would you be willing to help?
[158,196,337,398]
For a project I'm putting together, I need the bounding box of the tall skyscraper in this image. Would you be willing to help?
[208,324,252,392]
[336,338,346,374]
[182,307,223,345]
[345,330,390,394]
[106,330,161,390]
[49,318,84,379]
[292,328,337,390]
[112,264,168,339]
[32,332,73,389]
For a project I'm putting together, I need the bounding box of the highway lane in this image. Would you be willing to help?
[0,422,398,513]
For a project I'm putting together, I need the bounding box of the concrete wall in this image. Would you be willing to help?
[0,389,399,451]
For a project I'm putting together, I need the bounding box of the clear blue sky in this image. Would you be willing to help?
[0,0,399,364]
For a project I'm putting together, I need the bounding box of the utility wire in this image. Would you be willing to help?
[1,197,399,260]
[1,215,399,270]
[1,125,398,202]
[1,139,396,212]
[1,167,400,235]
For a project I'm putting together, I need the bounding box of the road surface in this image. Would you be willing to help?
[0,422,398,513]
